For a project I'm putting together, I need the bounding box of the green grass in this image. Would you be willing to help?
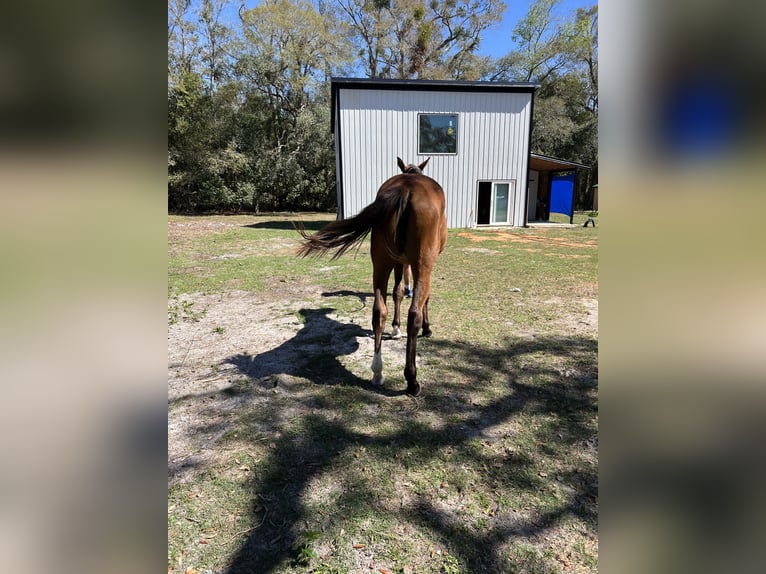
[168,213,372,297]
[168,213,598,574]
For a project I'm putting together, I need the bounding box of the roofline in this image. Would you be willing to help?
[530,153,591,170]
[331,77,540,92]
[330,77,540,134]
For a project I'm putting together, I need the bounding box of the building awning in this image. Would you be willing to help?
[530,153,590,172]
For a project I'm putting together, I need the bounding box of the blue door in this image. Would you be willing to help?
[549,171,575,219]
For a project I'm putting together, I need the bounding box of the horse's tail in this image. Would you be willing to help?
[392,187,412,260]
[296,187,409,260]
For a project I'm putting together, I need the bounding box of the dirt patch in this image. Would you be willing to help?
[168,218,304,260]
[545,253,591,259]
[460,247,501,255]
[168,292,305,482]
[548,297,599,338]
[168,218,243,246]
[169,219,243,233]
[457,231,597,249]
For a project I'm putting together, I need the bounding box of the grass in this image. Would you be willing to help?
[168,294,207,325]
[168,212,598,573]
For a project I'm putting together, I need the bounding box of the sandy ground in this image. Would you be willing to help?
[168,288,415,485]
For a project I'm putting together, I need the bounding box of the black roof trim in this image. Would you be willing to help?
[530,153,591,170]
[331,77,540,133]
[332,77,540,92]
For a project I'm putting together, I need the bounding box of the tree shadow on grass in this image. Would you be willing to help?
[401,336,597,571]
[224,414,358,573]
[202,332,597,573]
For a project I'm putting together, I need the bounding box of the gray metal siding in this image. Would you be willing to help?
[336,88,533,228]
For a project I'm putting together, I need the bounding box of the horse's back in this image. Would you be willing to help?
[378,173,444,213]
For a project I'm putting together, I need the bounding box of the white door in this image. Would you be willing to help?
[476,180,516,226]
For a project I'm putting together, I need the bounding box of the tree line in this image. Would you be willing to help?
[168,0,597,213]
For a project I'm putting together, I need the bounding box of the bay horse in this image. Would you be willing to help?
[297,157,447,396]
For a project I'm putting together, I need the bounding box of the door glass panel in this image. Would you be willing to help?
[493,183,509,223]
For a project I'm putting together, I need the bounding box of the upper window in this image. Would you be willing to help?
[418,114,458,154]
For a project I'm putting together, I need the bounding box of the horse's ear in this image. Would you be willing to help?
[418,157,430,172]
[397,157,407,173]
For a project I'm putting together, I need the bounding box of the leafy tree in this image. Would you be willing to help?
[197,0,233,92]
[238,0,349,121]
[332,0,503,79]
[234,0,350,211]
[168,71,251,212]
[168,0,200,80]
[490,0,572,84]
[489,0,598,209]
[167,0,345,213]
[168,1,245,212]
[566,5,598,207]
[569,5,598,116]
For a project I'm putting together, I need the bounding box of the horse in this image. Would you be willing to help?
[297,157,448,396]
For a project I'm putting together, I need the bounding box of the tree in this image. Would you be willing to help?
[238,0,350,131]
[489,1,598,209]
[566,5,598,207]
[167,0,252,212]
[233,0,349,211]
[168,70,252,212]
[197,0,233,92]
[167,0,347,213]
[240,0,349,94]
[333,0,504,80]
[168,0,200,81]
[569,5,598,116]
[489,0,572,83]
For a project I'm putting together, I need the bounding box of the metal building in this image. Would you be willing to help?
[330,77,539,228]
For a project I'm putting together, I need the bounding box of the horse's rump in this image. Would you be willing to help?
[378,174,445,263]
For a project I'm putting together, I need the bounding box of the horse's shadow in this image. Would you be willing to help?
[225,307,372,389]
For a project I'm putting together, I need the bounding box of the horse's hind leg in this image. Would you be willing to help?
[371,288,386,386]
[404,267,432,396]
[371,265,392,386]
[391,264,404,339]
[422,295,432,338]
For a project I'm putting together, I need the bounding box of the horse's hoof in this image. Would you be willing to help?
[406,382,422,397]
[391,327,402,339]
[372,373,384,387]
[422,328,433,338]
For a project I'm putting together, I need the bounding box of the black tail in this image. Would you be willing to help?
[296,187,411,260]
